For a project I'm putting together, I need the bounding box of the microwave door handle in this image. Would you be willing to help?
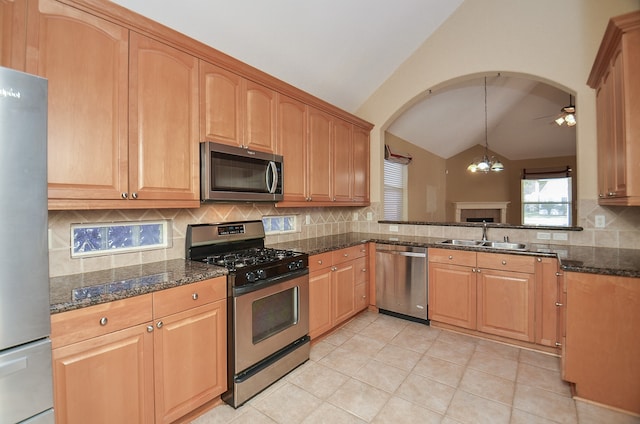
[266,161,278,194]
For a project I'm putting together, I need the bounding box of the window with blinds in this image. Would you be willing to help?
[522,166,572,226]
[384,160,406,220]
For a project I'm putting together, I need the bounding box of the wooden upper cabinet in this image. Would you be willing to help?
[588,10,640,206]
[245,80,276,153]
[307,107,333,203]
[277,94,308,203]
[200,61,243,146]
[129,33,199,202]
[26,0,129,202]
[332,119,353,202]
[200,61,275,153]
[352,126,370,202]
[1,0,28,70]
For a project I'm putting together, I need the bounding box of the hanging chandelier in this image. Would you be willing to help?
[467,76,504,173]
[555,94,576,126]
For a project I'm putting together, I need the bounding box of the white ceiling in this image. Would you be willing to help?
[111,0,576,160]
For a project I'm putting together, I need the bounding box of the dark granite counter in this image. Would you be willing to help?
[50,233,638,315]
[50,259,227,314]
[269,232,640,278]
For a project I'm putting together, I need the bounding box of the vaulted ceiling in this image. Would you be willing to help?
[111,0,575,160]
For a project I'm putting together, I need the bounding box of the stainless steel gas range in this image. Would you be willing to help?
[186,221,310,408]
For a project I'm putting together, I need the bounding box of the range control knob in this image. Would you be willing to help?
[288,260,305,271]
[245,271,258,283]
[256,269,267,280]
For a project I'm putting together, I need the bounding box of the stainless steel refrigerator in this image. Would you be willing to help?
[0,67,54,423]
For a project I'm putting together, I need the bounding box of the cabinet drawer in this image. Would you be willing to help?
[354,256,368,284]
[153,277,227,318]
[51,294,153,349]
[477,252,535,273]
[428,248,476,267]
[309,252,332,272]
[332,244,367,265]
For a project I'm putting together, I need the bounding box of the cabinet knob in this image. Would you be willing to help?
[131,192,138,199]
[448,255,453,260]
[192,293,199,301]
[331,266,338,271]
[555,302,564,307]
[537,257,542,262]
[476,268,481,273]
[343,253,349,257]
[361,249,366,253]
[121,192,128,199]
[608,192,616,197]
[147,325,154,333]
[555,272,563,277]
[99,317,108,326]
[318,260,323,265]
[361,268,367,272]
[156,321,163,329]
[555,342,562,347]
[501,260,507,265]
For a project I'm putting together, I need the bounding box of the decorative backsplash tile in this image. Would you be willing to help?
[48,199,640,278]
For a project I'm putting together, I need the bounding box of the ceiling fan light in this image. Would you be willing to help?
[565,114,576,126]
[555,116,565,126]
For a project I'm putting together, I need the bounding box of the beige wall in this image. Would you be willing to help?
[357,0,640,209]
[385,133,446,221]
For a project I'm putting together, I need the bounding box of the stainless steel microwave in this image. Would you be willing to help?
[200,141,284,202]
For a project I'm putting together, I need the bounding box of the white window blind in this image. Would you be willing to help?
[384,160,406,220]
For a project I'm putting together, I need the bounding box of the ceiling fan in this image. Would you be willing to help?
[554,94,576,126]
[533,93,577,126]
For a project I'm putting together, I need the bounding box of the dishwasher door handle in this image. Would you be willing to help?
[377,250,426,258]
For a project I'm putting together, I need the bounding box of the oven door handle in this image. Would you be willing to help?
[266,161,278,194]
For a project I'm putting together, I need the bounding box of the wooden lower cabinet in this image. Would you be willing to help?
[51,277,227,424]
[563,272,640,414]
[429,248,547,344]
[52,323,155,424]
[309,244,369,339]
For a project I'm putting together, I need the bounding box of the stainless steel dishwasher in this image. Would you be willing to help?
[375,244,428,323]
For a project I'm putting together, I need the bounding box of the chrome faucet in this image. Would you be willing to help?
[481,220,488,241]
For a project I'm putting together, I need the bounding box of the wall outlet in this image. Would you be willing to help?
[366,212,373,221]
[595,215,605,228]
[552,232,568,241]
[389,225,399,232]
[305,215,311,225]
[537,232,551,240]
[352,212,359,221]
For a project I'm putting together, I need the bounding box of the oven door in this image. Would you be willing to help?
[233,272,309,372]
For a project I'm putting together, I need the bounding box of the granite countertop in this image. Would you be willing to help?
[50,233,639,314]
[269,232,640,278]
[50,259,227,314]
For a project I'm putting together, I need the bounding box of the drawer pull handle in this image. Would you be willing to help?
[502,260,507,265]
[156,321,163,329]
[555,342,562,347]
[99,317,108,326]
[555,302,563,307]
[147,325,154,333]
[192,293,199,301]
[555,272,563,277]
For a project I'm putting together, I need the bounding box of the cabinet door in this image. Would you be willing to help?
[245,80,276,153]
[153,300,227,424]
[129,33,199,201]
[332,119,352,202]
[428,263,476,329]
[52,323,155,424]
[352,126,370,203]
[333,261,356,325]
[596,71,613,200]
[309,267,332,339]
[199,61,243,147]
[535,257,560,347]
[27,0,129,201]
[307,107,333,203]
[1,0,27,69]
[477,268,535,342]
[277,94,308,202]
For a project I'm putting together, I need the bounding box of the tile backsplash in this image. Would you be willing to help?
[48,200,640,278]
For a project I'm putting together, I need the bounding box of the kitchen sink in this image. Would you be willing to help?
[439,239,528,251]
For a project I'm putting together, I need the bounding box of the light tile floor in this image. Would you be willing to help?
[192,311,640,424]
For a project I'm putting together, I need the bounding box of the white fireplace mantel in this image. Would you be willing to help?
[454,201,510,223]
